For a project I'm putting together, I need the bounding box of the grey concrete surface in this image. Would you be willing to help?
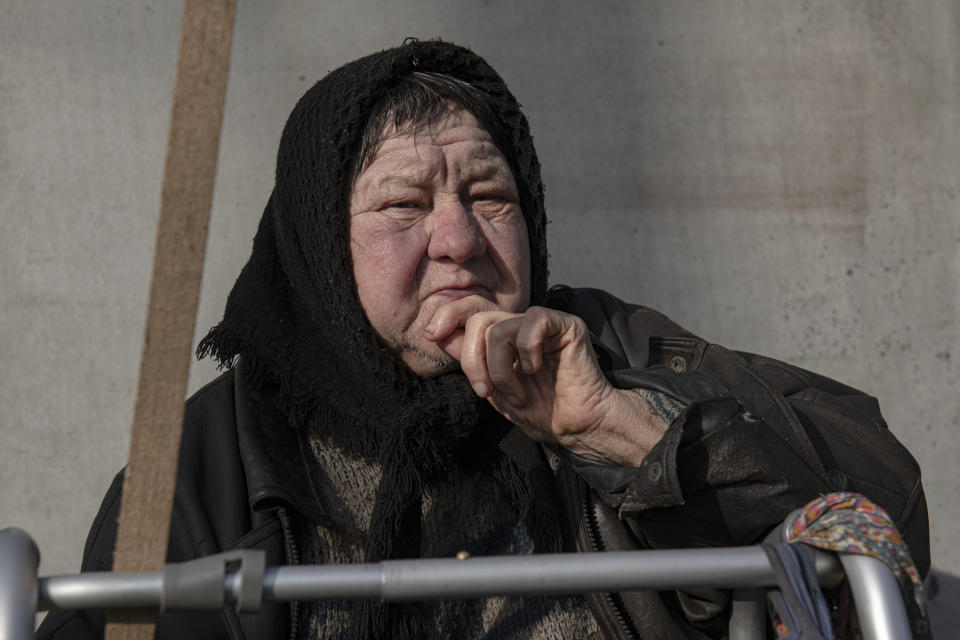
[2,0,957,628]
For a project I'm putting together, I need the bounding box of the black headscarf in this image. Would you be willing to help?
[198,40,555,637]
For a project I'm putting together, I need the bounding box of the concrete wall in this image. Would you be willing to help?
[3,0,957,628]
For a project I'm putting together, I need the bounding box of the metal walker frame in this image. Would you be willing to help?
[0,524,911,640]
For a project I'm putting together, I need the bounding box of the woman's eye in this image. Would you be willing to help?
[469,194,498,205]
[470,196,513,215]
[383,201,422,213]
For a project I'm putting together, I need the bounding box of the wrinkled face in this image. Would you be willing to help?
[349,106,531,376]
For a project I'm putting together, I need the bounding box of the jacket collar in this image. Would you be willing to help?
[233,361,329,522]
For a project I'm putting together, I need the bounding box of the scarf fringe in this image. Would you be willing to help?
[197,327,321,428]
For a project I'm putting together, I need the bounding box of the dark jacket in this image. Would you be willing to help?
[37,288,928,640]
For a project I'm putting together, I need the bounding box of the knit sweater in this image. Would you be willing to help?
[293,426,602,639]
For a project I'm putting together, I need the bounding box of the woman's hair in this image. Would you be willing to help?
[350,71,519,188]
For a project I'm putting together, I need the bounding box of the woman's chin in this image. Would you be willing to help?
[397,334,461,377]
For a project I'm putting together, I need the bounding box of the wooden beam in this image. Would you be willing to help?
[106,1,237,637]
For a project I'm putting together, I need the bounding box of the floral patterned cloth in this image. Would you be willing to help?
[783,492,929,639]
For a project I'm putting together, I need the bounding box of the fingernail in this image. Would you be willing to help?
[520,359,533,374]
[424,322,436,336]
[504,394,522,407]
[473,381,489,397]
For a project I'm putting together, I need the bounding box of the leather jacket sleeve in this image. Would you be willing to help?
[549,285,928,573]
[547,287,929,640]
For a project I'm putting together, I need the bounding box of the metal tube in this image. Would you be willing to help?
[379,549,774,600]
[263,548,843,601]
[839,553,912,640]
[40,572,163,611]
[263,564,382,601]
[0,528,40,640]
[728,589,766,640]
[40,547,845,608]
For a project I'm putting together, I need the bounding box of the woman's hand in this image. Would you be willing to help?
[425,295,668,467]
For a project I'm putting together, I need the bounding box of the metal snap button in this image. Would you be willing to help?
[549,454,562,471]
[826,469,848,491]
[669,356,687,373]
[648,461,663,481]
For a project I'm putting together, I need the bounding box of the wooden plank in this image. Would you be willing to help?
[105,1,237,637]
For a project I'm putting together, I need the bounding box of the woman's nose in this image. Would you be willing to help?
[426,198,486,263]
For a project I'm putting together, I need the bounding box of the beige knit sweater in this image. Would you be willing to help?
[294,431,602,639]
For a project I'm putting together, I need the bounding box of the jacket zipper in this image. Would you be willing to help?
[579,479,639,640]
[275,507,301,640]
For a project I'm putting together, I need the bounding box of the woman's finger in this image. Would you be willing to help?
[485,316,528,406]
[459,310,515,397]
[424,295,500,343]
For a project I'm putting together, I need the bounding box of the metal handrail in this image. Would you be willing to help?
[0,529,38,640]
[1,527,912,640]
[40,547,842,609]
